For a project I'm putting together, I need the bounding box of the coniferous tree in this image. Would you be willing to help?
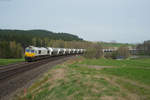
[32,38,37,46]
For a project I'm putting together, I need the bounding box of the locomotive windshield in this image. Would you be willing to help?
[26,49,30,52]
[31,50,34,53]
[25,49,34,53]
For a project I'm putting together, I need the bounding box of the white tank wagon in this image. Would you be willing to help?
[72,49,77,54]
[75,49,79,54]
[81,49,84,54]
[76,49,80,54]
[79,49,83,54]
[47,47,53,56]
[48,48,59,56]
[57,48,64,56]
[68,49,72,54]
[47,47,61,56]
[82,49,86,54]
[70,49,74,54]
[62,48,67,55]
[25,46,86,62]
[72,49,75,54]
[64,48,70,55]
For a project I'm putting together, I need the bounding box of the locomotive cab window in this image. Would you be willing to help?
[31,50,34,53]
[47,50,50,54]
[38,50,41,54]
[26,49,30,52]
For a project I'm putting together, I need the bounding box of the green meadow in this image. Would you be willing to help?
[0,58,25,66]
[15,57,150,100]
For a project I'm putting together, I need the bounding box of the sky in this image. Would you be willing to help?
[0,0,150,43]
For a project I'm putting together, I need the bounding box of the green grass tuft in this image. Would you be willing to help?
[0,58,25,66]
[101,67,150,85]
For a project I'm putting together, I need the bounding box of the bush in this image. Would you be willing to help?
[117,46,130,58]
[0,41,23,58]
[104,46,130,59]
[84,42,103,59]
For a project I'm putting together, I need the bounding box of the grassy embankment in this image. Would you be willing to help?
[15,57,150,100]
[0,58,25,66]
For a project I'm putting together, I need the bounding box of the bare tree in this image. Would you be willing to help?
[84,42,103,59]
[117,46,130,58]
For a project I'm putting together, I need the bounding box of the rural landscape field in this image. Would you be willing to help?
[14,57,150,100]
[1,0,150,100]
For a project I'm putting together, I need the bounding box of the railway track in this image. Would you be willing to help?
[0,55,75,100]
[0,62,27,70]
[0,56,68,81]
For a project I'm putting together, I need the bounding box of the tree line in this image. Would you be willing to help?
[0,29,83,48]
[136,40,150,55]
[0,41,23,58]
[104,46,130,59]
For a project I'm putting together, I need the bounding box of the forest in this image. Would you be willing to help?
[0,29,89,58]
[0,29,83,48]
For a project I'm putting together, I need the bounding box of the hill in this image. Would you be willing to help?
[0,29,83,47]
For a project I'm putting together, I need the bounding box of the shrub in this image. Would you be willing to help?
[84,42,103,59]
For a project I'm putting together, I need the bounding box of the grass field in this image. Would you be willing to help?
[15,57,150,100]
[0,58,25,66]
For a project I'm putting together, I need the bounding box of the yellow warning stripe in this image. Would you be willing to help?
[25,52,35,57]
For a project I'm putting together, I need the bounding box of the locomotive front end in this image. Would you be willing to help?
[25,47,36,62]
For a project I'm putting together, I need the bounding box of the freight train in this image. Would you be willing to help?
[25,46,85,62]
